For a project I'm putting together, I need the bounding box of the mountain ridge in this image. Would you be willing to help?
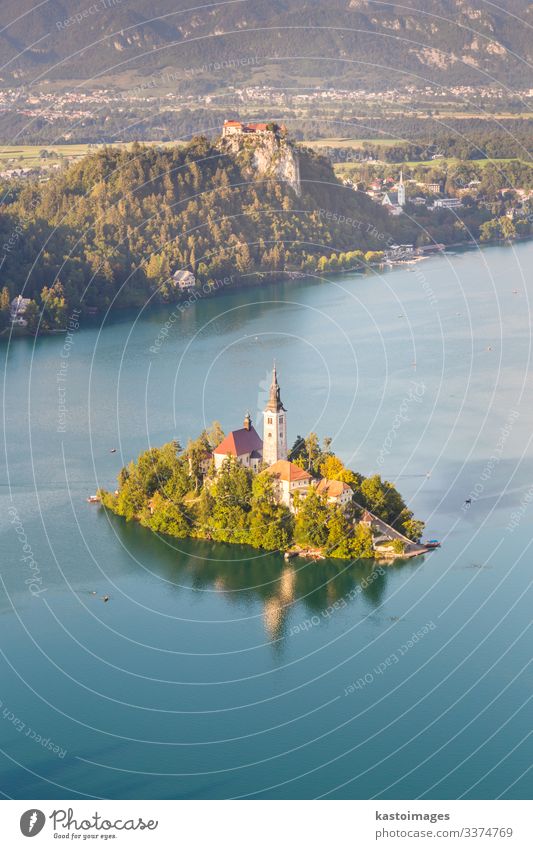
[1,1,532,90]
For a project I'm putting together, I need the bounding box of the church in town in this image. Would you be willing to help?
[211,366,350,512]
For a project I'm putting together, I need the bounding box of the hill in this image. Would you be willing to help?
[1,0,532,90]
[0,132,394,331]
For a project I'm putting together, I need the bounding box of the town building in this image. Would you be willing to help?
[172,269,196,289]
[265,460,312,510]
[213,412,263,472]
[431,197,463,209]
[212,366,288,471]
[315,478,353,508]
[262,366,288,466]
[382,172,405,214]
[10,296,32,326]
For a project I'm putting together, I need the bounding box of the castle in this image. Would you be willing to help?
[221,120,286,138]
[210,366,351,512]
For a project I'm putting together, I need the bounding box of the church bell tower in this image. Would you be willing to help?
[263,365,287,466]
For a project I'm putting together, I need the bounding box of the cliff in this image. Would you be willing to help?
[219,131,301,196]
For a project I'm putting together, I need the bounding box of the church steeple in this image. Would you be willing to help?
[397,169,405,207]
[263,364,288,466]
[266,365,286,413]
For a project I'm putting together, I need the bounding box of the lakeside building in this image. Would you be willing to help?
[213,412,263,472]
[265,459,313,509]
[262,365,288,466]
[172,269,196,289]
[10,295,32,326]
[315,478,353,507]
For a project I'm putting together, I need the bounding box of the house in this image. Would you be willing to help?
[188,450,213,477]
[265,460,312,510]
[213,412,263,472]
[431,197,463,209]
[315,478,353,508]
[426,182,442,194]
[360,509,374,528]
[10,296,32,326]
[172,269,196,289]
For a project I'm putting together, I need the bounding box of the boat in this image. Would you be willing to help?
[87,495,100,503]
[425,539,441,549]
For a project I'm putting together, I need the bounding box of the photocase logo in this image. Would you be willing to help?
[20,809,46,837]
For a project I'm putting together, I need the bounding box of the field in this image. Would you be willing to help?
[0,141,185,171]
[304,137,406,149]
[0,144,95,167]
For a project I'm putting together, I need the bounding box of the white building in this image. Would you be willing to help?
[172,269,196,289]
[432,197,463,209]
[262,366,288,466]
[397,170,405,207]
[265,460,312,510]
[10,296,32,326]
[315,478,353,508]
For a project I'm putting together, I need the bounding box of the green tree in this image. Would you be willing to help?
[249,472,293,550]
[294,489,329,547]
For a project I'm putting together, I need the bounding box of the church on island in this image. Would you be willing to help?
[210,366,350,512]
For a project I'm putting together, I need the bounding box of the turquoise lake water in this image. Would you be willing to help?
[1,242,533,799]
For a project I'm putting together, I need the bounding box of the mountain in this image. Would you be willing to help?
[1,0,532,90]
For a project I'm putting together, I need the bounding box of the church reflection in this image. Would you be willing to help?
[106,512,419,645]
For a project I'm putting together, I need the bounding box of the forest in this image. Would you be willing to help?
[0,136,398,333]
[1,131,529,335]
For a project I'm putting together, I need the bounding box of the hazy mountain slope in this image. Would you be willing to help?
[0,0,532,89]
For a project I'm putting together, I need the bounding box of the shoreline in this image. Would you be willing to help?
[2,233,530,342]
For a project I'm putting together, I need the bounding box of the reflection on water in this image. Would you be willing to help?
[106,510,413,645]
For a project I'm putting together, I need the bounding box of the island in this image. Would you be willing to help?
[98,366,429,562]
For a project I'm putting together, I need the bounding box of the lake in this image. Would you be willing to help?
[1,242,532,799]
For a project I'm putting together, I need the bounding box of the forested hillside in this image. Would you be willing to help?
[0,135,393,331]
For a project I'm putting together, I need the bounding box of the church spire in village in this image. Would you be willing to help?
[263,364,288,465]
[397,169,405,207]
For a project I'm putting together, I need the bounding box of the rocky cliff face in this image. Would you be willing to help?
[220,132,301,196]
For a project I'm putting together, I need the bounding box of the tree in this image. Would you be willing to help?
[403,518,425,542]
[351,523,374,558]
[0,286,10,330]
[145,492,191,538]
[326,506,354,558]
[209,458,252,543]
[249,473,293,550]
[320,455,346,480]
[294,489,329,547]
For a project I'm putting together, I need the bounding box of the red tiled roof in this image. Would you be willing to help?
[316,479,352,497]
[265,460,312,482]
[213,426,262,457]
